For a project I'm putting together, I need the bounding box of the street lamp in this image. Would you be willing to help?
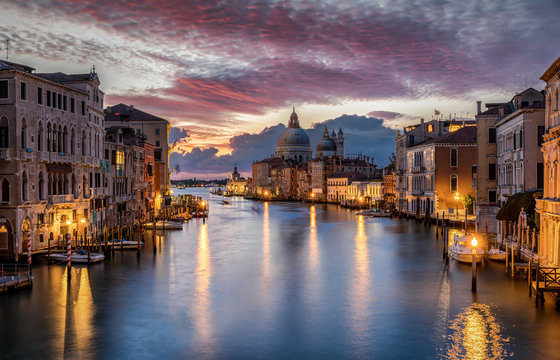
[310,192,315,203]
[454,192,460,219]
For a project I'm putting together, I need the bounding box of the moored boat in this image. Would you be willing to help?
[47,250,105,263]
[108,239,144,249]
[449,232,484,263]
[488,247,507,262]
[144,220,184,230]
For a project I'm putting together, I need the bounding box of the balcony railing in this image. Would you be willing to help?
[19,149,33,161]
[48,194,75,204]
[411,166,425,173]
[0,148,11,161]
[410,189,424,196]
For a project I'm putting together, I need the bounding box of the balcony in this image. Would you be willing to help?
[37,151,49,162]
[19,148,33,161]
[411,166,425,173]
[411,189,424,196]
[92,188,109,197]
[0,148,11,161]
[48,194,75,204]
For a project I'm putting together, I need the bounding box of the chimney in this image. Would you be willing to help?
[477,101,481,114]
[499,108,504,117]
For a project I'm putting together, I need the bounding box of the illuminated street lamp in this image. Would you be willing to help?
[471,237,478,292]
[454,192,460,219]
[264,190,269,198]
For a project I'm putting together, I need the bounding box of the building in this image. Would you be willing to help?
[226,165,248,195]
[496,90,545,204]
[404,126,477,218]
[104,127,145,233]
[347,180,383,208]
[315,127,344,158]
[275,108,312,162]
[105,104,170,210]
[536,56,560,266]
[395,117,474,214]
[0,60,105,258]
[475,88,545,233]
[383,169,396,210]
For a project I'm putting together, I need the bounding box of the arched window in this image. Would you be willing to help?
[22,172,28,201]
[47,123,52,152]
[37,122,43,151]
[58,126,62,153]
[20,118,27,149]
[0,117,7,148]
[63,126,68,153]
[70,128,75,154]
[450,148,458,167]
[450,174,458,192]
[72,174,77,198]
[1,178,9,202]
[38,172,44,200]
[82,131,86,156]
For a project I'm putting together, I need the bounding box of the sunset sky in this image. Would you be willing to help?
[2,0,559,178]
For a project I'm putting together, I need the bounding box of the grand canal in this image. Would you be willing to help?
[2,188,560,359]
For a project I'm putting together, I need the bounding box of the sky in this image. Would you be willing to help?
[2,0,559,178]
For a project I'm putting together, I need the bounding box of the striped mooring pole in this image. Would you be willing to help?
[66,233,72,279]
[27,231,32,275]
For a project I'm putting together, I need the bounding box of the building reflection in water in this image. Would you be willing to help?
[348,215,371,349]
[193,223,215,352]
[55,267,95,358]
[309,205,319,272]
[443,303,510,360]
[262,202,270,279]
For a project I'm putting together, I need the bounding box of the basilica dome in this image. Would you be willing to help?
[275,108,312,163]
[315,127,338,157]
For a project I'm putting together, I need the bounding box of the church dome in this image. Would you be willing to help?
[277,127,311,148]
[316,127,337,152]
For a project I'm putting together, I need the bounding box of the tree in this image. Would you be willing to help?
[387,152,396,171]
[496,191,542,229]
[461,194,474,215]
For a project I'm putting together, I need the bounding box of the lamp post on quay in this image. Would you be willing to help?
[471,237,478,292]
[454,192,460,219]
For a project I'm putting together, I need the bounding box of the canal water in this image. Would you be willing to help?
[2,188,560,359]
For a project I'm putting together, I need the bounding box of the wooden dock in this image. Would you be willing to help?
[531,266,560,306]
[0,264,33,293]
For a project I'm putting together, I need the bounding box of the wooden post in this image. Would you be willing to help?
[441,212,445,235]
[511,243,515,279]
[66,233,72,279]
[529,258,532,297]
[47,233,51,265]
[436,212,439,239]
[472,250,477,292]
[505,243,509,274]
[152,218,156,253]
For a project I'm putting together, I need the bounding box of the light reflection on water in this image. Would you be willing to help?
[443,303,510,360]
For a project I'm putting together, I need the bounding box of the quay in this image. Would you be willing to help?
[0,264,33,293]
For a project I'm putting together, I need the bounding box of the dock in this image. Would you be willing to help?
[0,264,33,293]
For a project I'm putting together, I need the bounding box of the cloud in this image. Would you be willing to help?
[170,114,397,179]
[367,111,421,130]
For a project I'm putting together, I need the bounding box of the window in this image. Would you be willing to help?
[408,135,415,146]
[513,133,517,149]
[155,140,160,147]
[538,126,545,146]
[427,124,434,132]
[488,128,496,143]
[450,148,458,167]
[155,128,160,135]
[136,129,141,135]
[37,87,43,105]
[519,129,523,148]
[52,92,56,108]
[63,96,67,111]
[1,178,9,202]
[46,90,51,107]
[105,149,109,160]
[20,82,26,100]
[0,117,7,148]
[0,80,7,99]
[488,163,496,181]
[488,190,496,203]
[37,214,44,226]
[450,174,458,192]
[71,98,75,113]
[58,94,62,109]
[116,151,124,165]
[81,101,85,115]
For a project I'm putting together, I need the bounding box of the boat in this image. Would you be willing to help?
[356,209,391,217]
[47,250,105,264]
[488,247,507,262]
[144,220,184,230]
[108,239,144,249]
[223,199,230,205]
[449,232,484,263]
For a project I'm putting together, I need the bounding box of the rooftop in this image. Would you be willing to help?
[105,103,169,124]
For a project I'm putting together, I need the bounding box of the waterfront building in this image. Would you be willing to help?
[475,88,545,233]
[104,126,146,233]
[404,126,477,218]
[346,180,383,208]
[226,165,248,195]
[536,56,560,266]
[496,90,545,204]
[140,140,156,220]
[0,60,105,258]
[383,169,396,210]
[395,118,474,214]
[105,104,170,210]
[327,174,351,203]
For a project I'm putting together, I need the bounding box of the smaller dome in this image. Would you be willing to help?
[316,136,337,152]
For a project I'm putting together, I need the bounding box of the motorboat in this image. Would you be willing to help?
[108,239,144,250]
[356,209,391,217]
[47,250,105,264]
[144,220,184,230]
[449,232,484,263]
[488,247,507,262]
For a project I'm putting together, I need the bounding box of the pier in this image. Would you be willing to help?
[0,264,33,293]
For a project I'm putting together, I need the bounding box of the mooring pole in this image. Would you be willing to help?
[472,250,477,292]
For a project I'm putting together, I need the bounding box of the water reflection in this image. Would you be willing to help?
[309,205,319,272]
[348,215,371,350]
[54,267,95,359]
[443,303,510,360]
[262,202,270,279]
[192,223,215,352]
